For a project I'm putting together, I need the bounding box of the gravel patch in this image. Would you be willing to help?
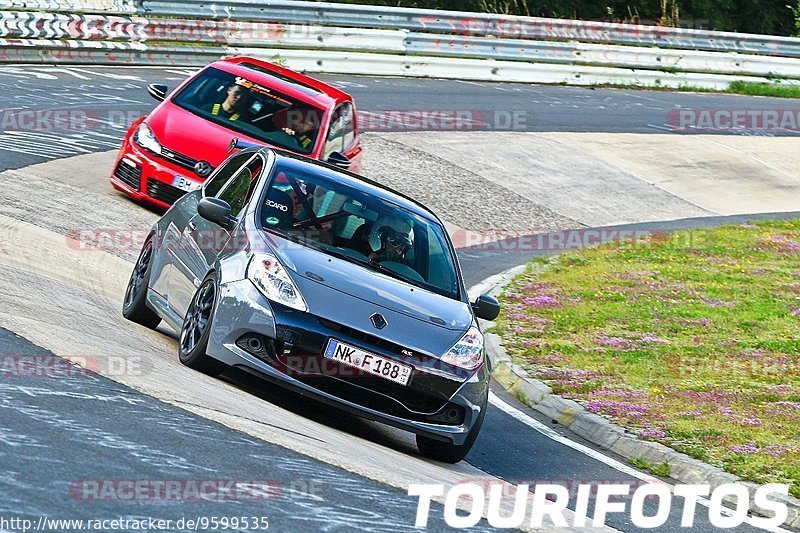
[360,133,581,232]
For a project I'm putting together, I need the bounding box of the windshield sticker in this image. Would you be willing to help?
[265,217,280,226]
[265,199,289,212]
[235,76,292,106]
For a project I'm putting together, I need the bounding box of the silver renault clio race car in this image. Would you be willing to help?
[122,145,500,462]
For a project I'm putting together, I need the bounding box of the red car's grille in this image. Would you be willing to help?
[146,178,187,205]
[113,160,142,190]
[159,147,208,175]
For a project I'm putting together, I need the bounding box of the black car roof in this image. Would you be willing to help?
[252,148,442,224]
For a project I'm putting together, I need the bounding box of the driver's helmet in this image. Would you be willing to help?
[368,216,413,256]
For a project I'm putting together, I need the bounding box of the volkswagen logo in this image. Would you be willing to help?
[194,161,213,177]
[370,313,388,330]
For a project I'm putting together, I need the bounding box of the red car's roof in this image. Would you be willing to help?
[208,56,351,110]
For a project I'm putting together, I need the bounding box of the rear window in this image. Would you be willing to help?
[172,67,325,155]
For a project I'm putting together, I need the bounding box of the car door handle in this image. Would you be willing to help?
[187,220,197,231]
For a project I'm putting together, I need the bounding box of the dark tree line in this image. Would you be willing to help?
[326,0,797,36]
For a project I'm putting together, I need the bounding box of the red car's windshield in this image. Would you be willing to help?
[172,67,324,155]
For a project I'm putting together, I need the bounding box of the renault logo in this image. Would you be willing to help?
[194,161,213,177]
[370,313,387,330]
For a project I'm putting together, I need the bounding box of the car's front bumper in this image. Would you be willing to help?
[206,279,489,445]
[110,137,203,211]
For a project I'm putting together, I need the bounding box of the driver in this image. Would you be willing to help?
[206,84,245,122]
[367,216,414,264]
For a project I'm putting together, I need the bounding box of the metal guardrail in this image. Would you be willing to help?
[2,1,800,90]
[4,0,800,58]
[0,36,779,91]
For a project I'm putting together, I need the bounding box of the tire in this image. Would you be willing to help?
[178,273,226,376]
[122,237,161,329]
[416,403,487,463]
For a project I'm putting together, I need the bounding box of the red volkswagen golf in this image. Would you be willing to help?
[110,56,363,210]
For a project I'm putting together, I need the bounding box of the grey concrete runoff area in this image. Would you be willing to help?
[0,65,799,532]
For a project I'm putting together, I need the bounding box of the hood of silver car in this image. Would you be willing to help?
[266,234,472,353]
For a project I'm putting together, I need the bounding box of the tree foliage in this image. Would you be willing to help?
[325,0,796,35]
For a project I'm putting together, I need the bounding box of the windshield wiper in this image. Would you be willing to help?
[364,259,432,292]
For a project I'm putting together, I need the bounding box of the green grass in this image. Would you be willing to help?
[497,220,800,497]
[727,81,800,98]
[580,80,800,99]
[630,457,672,478]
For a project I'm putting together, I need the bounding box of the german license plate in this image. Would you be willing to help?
[324,339,412,386]
[173,175,200,192]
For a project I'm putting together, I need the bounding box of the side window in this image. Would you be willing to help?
[426,225,457,294]
[218,155,263,218]
[323,103,355,159]
[204,152,252,197]
[341,103,355,149]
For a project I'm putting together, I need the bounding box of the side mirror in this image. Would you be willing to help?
[147,83,168,102]
[198,197,235,230]
[472,294,500,321]
[228,137,262,154]
[327,151,351,169]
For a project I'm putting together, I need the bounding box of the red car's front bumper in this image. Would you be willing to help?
[110,135,204,211]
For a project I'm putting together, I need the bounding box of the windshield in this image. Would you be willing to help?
[259,164,460,300]
[171,67,324,155]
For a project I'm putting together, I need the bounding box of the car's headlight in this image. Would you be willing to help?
[248,253,308,312]
[135,123,162,155]
[441,327,484,370]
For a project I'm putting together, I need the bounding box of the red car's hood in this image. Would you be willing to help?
[146,102,268,166]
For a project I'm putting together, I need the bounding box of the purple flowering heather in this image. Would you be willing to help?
[761,444,800,457]
[730,443,799,456]
[641,334,669,345]
[702,298,736,308]
[585,400,657,421]
[736,417,763,426]
[522,295,562,308]
[762,234,800,254]
[638,428,667,439]
[539,369,600,381]
[730,442,760,455]
[594,335,639,351]
[594,389,648,399]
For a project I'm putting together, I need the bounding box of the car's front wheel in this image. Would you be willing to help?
[179,274,225,376]
[416,404,486,463]
[122,237,161,329]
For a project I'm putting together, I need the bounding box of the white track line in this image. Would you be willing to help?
[489,392,791,532]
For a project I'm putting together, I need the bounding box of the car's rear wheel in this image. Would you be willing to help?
[416,405,486,463]
[179,274,225,376]
[122,237,161,329]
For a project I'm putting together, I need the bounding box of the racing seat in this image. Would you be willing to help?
[350,221,373,256]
